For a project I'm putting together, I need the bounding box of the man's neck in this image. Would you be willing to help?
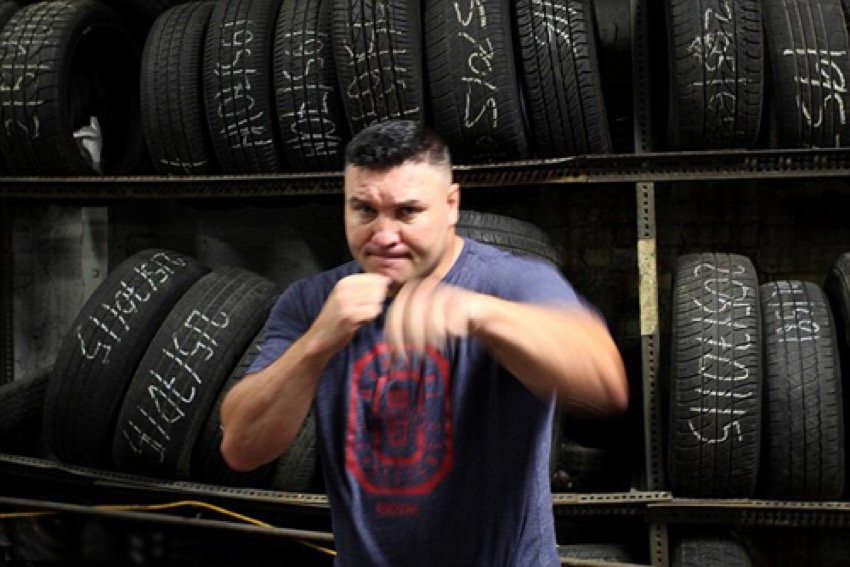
[432,233,465,281]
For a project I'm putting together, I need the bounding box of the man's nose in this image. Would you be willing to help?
[371,216,400,246]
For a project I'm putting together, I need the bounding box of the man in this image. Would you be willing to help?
[220,120,627,565]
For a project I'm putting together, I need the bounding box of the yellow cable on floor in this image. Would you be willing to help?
[0,499,336,557]
[98,500,274,527]
[0,510,51,519]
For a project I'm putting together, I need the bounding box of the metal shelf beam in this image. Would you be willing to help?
[649,499,850,528]
[0,148,847,199]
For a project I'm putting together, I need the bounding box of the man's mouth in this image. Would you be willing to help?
[370,256,410,268]
[364,247,410,260]
[363,242,410,258]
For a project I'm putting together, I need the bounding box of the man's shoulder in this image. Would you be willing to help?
[454,238,575,302]
[460,237,561,275]
[286,260,361,302]
[308,260,362,284]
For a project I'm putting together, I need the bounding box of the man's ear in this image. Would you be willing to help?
[447,183,460,225]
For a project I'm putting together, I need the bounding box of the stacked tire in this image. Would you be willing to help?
[661,0,850,149]
[0,0,146,175]
[45,249,210,468]
[668,253,762,498]
[2,0,849,172]
[33,248,323,492]
[663,0,764,149]
[672,530,753,567]
[668,251,848,500]
[137,0,610,171]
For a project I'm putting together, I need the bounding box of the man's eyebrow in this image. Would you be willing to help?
[347,197,425,207]
[395,199,425,207]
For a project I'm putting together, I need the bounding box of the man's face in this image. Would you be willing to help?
[344,160,460,289]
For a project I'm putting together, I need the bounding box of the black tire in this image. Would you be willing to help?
[456,210,562,268]
[141,2,218,175]
[664,0,764,149]
[824,252,850,494]
[203,0,283,172]
[112,267,278,479]
[0,370,49,447]
[825,252,850,375]
[673,533,752,567]
[760,280,844,500]
[44,250,208,467]
[0,0,144,175]
[668,253,762,497]
[193,330,275,487]
[553,440,627,491]
[269,408,319,492]
[514,0,612,156]
[331,0,425,134]
[0,0,21,173]
[843,0,850,50]
[424,0,529,163]
[762,0,850,147]
[273,0,349,171]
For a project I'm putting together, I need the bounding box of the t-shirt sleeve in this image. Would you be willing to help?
[246,281,311,375]
[501,258,581,306]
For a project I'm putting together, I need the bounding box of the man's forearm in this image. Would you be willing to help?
[471,296,628,417]
[219,330,332,472]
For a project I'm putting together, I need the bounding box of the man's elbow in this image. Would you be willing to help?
[218,383,267,472]
[219,432,264,473]
[219,425,296,473]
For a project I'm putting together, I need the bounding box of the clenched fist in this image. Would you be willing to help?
[385,277,482,357]
[311,273,392,355]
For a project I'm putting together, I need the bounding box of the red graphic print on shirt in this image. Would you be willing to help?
[346,342,454,497]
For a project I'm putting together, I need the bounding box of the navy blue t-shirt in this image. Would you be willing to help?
[249,238,580,566]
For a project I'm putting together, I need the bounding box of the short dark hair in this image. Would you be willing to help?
[344,120,451,170]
